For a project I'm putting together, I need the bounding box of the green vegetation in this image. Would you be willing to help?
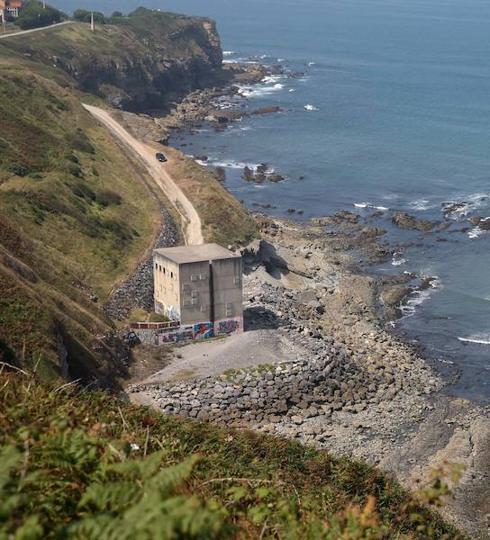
[1,9,225,112]
[0,371,464,539]
[0,54,161,380]
[14,0,65,30]
[165,148,258,246]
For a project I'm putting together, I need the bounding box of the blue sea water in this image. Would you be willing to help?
[54,0,490,401]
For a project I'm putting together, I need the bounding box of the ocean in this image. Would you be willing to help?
[54,0,490,402]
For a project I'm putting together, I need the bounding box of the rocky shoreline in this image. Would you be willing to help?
[129,216,490,537]
[104,60,489,536]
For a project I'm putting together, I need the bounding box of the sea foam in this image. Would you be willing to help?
[457,334,490,345]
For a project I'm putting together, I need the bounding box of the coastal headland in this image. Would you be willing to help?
[0,7,488,538]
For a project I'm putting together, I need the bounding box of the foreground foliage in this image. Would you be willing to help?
[0,371,464,539]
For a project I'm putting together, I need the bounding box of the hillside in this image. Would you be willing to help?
[0,10,254,385]
[0,9,226,111]
[0,370,463,539]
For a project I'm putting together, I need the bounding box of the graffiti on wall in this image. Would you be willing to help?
[176,327,194,342]
[165,304,180,321]
[194,322,214,340]
[159,332,176,344]
[216,318,241,335]
[142,318,240,346]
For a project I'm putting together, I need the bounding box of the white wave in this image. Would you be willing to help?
[441,192,489,219]
[457,334,490,345]
[391,253,407,266]
[237,83,284,98]
[399,289,432,317]
[223,51,237,56]
[207,160,264,171]
[354,202,388,211]
[399,276,440,318]
[304,104,319,111]
[194,159,208,167]
[289,88,296,93]
[308,61,316,66]
[222,59,236,64]
[277,58,286,62]
[408,198,433,211]
[262,74,286,84]
[468,226,483,239]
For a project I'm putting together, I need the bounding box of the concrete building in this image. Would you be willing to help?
[153,243,243,337]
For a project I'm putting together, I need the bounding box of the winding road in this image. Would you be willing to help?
[82,104,203,246]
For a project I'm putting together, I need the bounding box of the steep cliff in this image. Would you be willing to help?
[1,8,226,111]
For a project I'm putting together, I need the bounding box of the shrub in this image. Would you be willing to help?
[68,129,95,155]
[72,182,96,202]
[8,164,30,177]
[65,162,83,178]
[95,190,122,207]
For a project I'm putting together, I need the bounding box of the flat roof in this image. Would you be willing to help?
[154,243,240,264]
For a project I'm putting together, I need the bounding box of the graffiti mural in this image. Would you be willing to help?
[158,332,176,344]
[193,322,214,340]
[216,318,240,335]
[165,304,180,321]
[176,328,193,342]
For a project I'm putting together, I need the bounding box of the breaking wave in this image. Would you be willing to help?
[457,334,490,345]
[353,202,389,211]
[399,276,441,318]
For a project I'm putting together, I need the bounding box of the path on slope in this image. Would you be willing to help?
[83,104,203,246]
[0,21,73,40]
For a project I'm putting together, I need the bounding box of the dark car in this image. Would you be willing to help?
[156,152,167,163]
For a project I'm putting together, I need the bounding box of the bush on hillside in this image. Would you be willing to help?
[14,0,64,30]
[73,9,106,24]
[0,371,466,539]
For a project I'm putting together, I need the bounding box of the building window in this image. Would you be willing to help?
[171,271,174,279]
[234,276,241,286]
[163,267,166,275]
[200,274,207,281]
[191,274,199,282]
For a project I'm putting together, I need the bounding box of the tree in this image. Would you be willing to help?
[14,0,65,29]
[73,9,106,24]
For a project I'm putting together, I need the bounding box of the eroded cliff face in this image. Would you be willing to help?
[3,9,226,112]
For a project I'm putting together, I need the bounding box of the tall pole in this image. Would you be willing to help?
[1,9,5,34]
[90,11,94,32]
[42,1,46,8]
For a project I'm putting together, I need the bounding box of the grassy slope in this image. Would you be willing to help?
[0,13,224,110]
[0,371,463,539]
[0,15,256,380]
[165,147,258,246]
[0,50,161,381]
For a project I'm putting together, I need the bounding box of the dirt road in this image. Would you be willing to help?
[83,104,203,245]
[0,21,73,40]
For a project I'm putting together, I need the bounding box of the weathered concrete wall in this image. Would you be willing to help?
[212,257,243,323]
[154,254,180,319]
[179,261,212,325]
